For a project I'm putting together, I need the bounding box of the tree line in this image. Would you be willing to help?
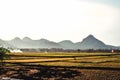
[20,48,120,53]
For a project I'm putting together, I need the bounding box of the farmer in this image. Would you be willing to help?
[111,49,114,53]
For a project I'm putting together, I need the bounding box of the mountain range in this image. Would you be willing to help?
[0,35,119,50]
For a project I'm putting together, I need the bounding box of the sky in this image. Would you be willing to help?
[0,0,120,46]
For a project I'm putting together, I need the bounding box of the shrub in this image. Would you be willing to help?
[0,47,10,66]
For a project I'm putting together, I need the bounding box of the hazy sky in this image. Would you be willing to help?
[0,0,120,46]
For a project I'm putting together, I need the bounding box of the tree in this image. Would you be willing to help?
[77,49,81,53]
[0,47,10,66]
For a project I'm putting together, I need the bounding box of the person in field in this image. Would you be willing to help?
[111,49,114,53]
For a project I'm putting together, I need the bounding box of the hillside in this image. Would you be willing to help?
[0,35,118,49]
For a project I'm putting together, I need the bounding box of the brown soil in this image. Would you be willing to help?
[0,65,120,80]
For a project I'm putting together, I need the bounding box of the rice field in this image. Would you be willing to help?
[1,52,120,80]
[5,52,120,68]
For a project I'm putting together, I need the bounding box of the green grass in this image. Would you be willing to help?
[5,52,120,68]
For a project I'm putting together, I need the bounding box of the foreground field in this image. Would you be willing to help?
[1,52,120,80]
[1,65,120,80]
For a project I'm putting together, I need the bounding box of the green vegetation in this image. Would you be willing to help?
[0,47,10,66]
[5,52,120,69]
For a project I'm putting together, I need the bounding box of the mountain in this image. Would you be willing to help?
[32,38,61,48]
[59,40,75,49]
[23,37,32,42]
[75,35,108,49]
[7,37,61,49]
[0,35,119,49]
[7,37,33,48]
[0,39,15,48]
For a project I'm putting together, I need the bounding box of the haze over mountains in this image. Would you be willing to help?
[0,35,119,50]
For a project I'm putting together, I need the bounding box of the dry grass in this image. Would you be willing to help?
[4,52,120,68]
[1,52,120,80]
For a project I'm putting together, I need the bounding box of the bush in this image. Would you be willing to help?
[0,47,10,66]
